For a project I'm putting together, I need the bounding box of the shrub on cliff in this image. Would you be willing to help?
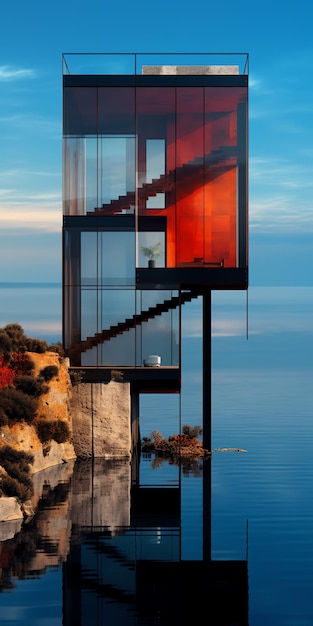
[0,331,13,361]
[39,365,59,382]
[0,388,38,424]
[11,352,34,376]
[0,407,8,426]
[48,342,65,357]
[25,337,48,353]
[0,355,15,389]
[3,323,28,352]
[0,353,35,390]
[35,419,70,444]
[0,323,50,356]
[14,375,48,397]
[0,446,34,502]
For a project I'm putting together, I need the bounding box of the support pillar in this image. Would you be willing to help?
[202,290,212,561]
[202,290,211,451]
[131,389,140,485]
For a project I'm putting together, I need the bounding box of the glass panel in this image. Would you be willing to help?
[100,288,136,365]
[146,139,165,183]
[63,87,97,136]
[136,87,175,207]
[101,289,135,330]
[146,139,165,209]
[171,302,180,366]
[99,136,135,208]
[98,87,135,135]
[100,329,136,366]
[63,137,86,215]
[101,232,135,285]
[176,215,204,267]
[85,137,97,214]
[140,290,179,367]
[81,288,97,342]
[146,193,165,209]
[81,345,98,366]
[81,232,97,286]
[175,87,205,266]
[204,86,246,268]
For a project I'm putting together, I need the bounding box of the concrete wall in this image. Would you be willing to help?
[69,381,131,460]
[70,458,131,529]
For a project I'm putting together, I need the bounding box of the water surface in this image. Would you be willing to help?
[0,284,312,624]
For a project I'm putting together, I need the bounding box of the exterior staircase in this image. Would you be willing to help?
[75,289,200,356]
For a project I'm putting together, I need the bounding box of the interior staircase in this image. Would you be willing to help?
[88,146,236,216]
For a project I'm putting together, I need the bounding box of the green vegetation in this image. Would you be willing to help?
[141,242,162,261]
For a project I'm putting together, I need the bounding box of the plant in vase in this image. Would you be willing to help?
[141,242,162,268]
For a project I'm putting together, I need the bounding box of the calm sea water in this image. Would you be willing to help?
[0,284,312,625]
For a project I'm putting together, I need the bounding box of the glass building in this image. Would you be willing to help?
[62,53,248,403]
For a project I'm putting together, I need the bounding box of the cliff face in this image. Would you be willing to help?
[0,352,76,522]
[0,352,76,474]
[0,354,133,523]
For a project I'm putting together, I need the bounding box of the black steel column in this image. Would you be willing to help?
[131,388,140,486]
[202,290,211,451]
[202,290,212,561]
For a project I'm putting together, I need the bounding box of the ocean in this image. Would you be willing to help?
[0,283,312,625]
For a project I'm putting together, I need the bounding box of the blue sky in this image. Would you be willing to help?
[0,0,312,286]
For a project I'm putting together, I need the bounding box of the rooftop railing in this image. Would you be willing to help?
[62,52,249,76]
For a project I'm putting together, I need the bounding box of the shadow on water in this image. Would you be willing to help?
[0,457,249,625]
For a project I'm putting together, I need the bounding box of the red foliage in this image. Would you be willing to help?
[0,352,34,389]
[0,355,15,389]
[11,352,34,377]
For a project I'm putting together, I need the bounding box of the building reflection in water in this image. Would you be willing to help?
[63,456,248,625]
[0,459,248,626]
[0,456,248,623]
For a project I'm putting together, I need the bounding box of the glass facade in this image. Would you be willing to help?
[63,223,179,366]
[63,81,247,270]
[63,62,248,370]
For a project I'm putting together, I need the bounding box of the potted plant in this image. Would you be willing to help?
[141,242,162,268]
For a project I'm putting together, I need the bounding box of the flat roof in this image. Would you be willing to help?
[62,52,249,76]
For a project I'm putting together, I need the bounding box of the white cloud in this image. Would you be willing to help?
[0,66,35,81]
[212,319,246,337]
[22,321,62,335]
[249,157,313,233]
[248,76,261,90]
[249,157,313,188]
[249,195,313,233]
[0,114,60,137]
[0,168,59,179]
[0,200,61,233]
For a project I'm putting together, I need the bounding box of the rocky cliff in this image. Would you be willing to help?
[0,352,76,522]
[0,353,132,523]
